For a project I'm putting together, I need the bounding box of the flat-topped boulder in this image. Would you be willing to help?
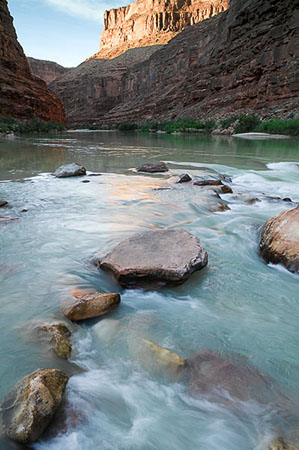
[136,162,169,173]
[53,163,86,178]
[96,229,208,287]
[1,369,68,444]
[260,207,299,273]
[62,289,121,321]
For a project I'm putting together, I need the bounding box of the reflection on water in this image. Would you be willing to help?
[0,131,299,450]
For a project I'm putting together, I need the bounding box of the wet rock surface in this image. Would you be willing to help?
[141,339,187,378]
[39,323,72,359]
[193,179,223,186]
[189,350,275,403]
[1,369,68,444]
[96,229,208,287]
[136,162,169,173]
[260,207,299,273]
[62,289,121,321]
[53,164,86,178]
[177,173,192,183]
[0,200,8,207]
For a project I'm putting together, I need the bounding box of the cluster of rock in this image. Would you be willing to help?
[2,162,298,447]
[0,0,65,123]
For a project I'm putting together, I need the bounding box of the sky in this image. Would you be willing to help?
[8,0,126,67]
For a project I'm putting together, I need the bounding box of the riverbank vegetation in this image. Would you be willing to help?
[0,116,66,134]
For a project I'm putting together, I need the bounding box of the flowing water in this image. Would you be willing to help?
[0,131,299,450]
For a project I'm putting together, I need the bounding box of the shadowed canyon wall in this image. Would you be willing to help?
[0,0,65,122]
[92,0,228,59]
[28,57,71,85]
[51,0,299,125]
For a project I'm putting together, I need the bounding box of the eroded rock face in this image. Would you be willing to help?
[62,289,121,321]
[1,369,68,444]
[136,162,169,173]
[96,229,208,287]
[28,57,71,85]
[103,0,299,124]
[53,163,86,178]
[0,1,65,122]
[93,0,228,59]
[260,207,299,273]
[50,47,161,125]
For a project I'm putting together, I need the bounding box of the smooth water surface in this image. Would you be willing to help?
[0,131,299,450]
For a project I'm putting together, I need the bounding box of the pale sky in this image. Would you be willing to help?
[8,0,128,67]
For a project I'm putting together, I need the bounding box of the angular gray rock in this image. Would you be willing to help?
[136,162,169,173]
[53,163,86,178]
[1,369,68,444]
[96,229,208,287]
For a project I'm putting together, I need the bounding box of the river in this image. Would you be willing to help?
[0,131,298,450]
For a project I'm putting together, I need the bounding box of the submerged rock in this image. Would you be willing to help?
[1,369,68,444]
[39,323,72,359]
[268,438,299,450]
[136,162,169,173]
[260,207,299,273]
[141,339,187,378]
[0,200,8,207]
[96,229,208,288]
[62,289,121,321]
[177,173,192,183]
[93,318,120,342]
[189,350,273,403]
[53,163,86,178]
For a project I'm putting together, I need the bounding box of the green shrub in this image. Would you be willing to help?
[0,116,65,134]
[257,118,299,136]
[234,114,261,133]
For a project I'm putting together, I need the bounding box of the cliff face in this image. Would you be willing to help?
[50,46,161,124]
[28,57,71,85]
[0,0,65,122]
[103,0,299,123]
[92,0,228,59]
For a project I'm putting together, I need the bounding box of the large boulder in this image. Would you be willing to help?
[96,229,208,287]
[136,162,169,173]
[1,369,68,444]
[260,207,299,273]
[53,163,86,178]
[62,289,121,321]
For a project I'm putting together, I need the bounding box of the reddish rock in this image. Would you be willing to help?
[260,207,299,273]
[103,0,299,123]
[92,0,228,60]
[28,57,71,85]
[0,1,65,123]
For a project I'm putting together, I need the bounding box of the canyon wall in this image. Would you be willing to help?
[103,0,299,123]
[50,46,161,125]
[28,57,71,85]
[0,0,65,122]
[92,0,228,59]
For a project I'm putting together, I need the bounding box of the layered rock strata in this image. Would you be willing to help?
[0,1,65,122]
[50,46,161,124]
[103,0,299,123]
[28,57,71,84]
[92,0,228,59]
[51,0,299,125]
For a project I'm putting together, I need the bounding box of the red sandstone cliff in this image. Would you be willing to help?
[51,0,299,125]
[91,0,228,59]
[103,0,299,123]
[28,57,71,85]
[0,0,65,122]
